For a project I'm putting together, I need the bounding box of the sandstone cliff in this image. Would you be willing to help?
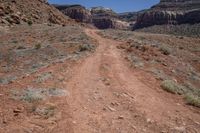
[54,5,91,23]
[134,0,200,29]
[91,7,129,29]
[55,5,130,29]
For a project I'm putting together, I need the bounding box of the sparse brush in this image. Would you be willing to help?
[161,80,200,108]
[21,90,43,103]
[159,45,171,55]
[79,44,94,52]
[35,44,41,50]
[160,80,185,95]
[27,20,33,26]
[185,94,200,108]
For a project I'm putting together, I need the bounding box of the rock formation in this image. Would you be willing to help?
[134,0,200,29]
[0,0,71,26]
[91,7,129,29]
[55,5,130,29]
[54,5,91,23]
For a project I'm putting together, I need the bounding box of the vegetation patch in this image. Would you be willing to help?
[35,104,56,119]
[149,68,170,81]
[0,76,17,85]
[185,94,200,108]
[35,72,53,83]
[161,80,200,108]
[27,20,33,26]
[159,45,171,55]
[160,80,186,95]
[35,44,41,50]
[79,44,95,52]
[12,88,67,103]
[127,54,144,68]
[135,24,200,37]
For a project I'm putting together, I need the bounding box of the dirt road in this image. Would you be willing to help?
[60,29,200,133]
[1,26,200,133]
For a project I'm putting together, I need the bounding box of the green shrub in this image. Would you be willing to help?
[160,80,185,95]
[21,90,43,103]
[159,45,171,55]
[35,44,41,50]
[79,44,94,52]
[185,94,200,108]
[161,80,200,108]
[27,20,33,26]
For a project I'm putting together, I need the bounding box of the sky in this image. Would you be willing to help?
[48,0,160,13]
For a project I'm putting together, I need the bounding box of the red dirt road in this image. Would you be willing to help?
[1,29,200,133]
[63,29,200,132]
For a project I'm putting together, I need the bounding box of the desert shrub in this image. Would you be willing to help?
[159,45,171,55]
[128,54,144,68]
[17,46,26,50]
[160,80,186,95]
[35,72,52,83]
[27,20,33,26]
[15,88,66,103]
[35,44,41,50]
[21,89,43,103]
[12,40,18,43]
[35,105,56,118]
[79,44,94,52]
[185,94,200,108]
[161,80,200,108]
[135,24,200,37]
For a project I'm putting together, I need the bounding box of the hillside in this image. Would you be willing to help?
[0,0,71,26]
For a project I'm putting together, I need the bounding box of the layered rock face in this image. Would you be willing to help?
[54,5,91,23]
[134,0,200,29]
[55,5,130,29]
[118,12,138,22]
[91,6,129,29]
[92,17,129,29]
[91,7,130,29]
[0,0,71,26]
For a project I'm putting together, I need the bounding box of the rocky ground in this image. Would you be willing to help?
[0,24,200,132]
[98,29,200,107]
[0,24,97,132]
[135,23,200,37]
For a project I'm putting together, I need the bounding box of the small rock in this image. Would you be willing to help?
[146,118,151,123]
[111,102,119,106]
[162,63,168,66]
[2,118,7,124]
[174,126,185,132]
[13,107,24,113]
[105,82,110,86]
[118,116,124,120]
[103,107,107,111]
[194,121,200,125]
[107,106,116,112]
